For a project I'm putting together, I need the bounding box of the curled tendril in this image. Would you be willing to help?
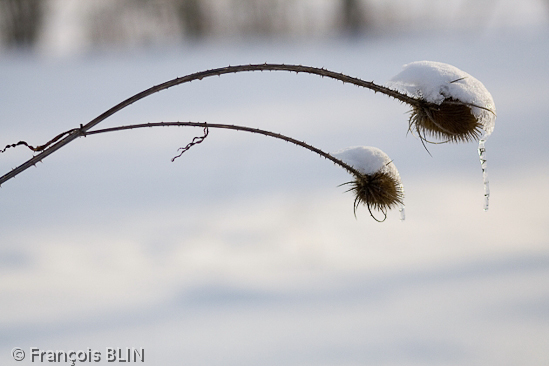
[171,126,209,162]
[0,126,86,154]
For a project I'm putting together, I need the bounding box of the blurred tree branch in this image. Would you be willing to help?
[173,0,208,39]
[340,0,368,36]
[0,0,44,48]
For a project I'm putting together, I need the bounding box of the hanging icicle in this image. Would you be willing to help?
[478,138,490,211]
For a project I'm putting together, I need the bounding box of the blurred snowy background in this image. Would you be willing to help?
[1,0,548,365]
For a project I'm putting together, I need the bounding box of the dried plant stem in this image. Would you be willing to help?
[0,63,422,186]
[86,121,364,178]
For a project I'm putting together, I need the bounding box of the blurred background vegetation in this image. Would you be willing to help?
[1,0,547,54]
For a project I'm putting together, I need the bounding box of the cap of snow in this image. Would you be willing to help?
[386,61,496,137]
[332,146,401,181]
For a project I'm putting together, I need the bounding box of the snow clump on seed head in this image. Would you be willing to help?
[387,61,496,143]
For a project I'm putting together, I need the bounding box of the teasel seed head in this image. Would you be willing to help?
[387,61,496,144]
[409,98,483,143]
[333,146,404,221]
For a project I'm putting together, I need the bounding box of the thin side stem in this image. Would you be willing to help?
[86,121,364,178]
[0,63,420,186]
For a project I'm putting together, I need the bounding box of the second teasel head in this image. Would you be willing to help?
[333,146,404,221]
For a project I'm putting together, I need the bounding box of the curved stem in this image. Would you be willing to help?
[86,121,364,178]
[0,63,419,186]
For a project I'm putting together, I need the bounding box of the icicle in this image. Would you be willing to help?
[399,204,406,221]
[478,138,490,211]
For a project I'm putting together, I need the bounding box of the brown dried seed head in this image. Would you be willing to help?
[410,98,483,143]
[348,171,404,220]
[333,146,404,221]
[388,61,496,141]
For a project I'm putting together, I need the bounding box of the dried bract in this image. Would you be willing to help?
[344,171,404,221]
[409,98,483,143]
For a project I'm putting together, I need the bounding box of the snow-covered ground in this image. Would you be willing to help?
[1,28,548,365]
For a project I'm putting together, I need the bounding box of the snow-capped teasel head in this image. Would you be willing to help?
[386,61,496,143]
[333,146,404,221]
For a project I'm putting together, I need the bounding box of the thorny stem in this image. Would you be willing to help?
[0,63,423,186]
[85,121,365,178]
